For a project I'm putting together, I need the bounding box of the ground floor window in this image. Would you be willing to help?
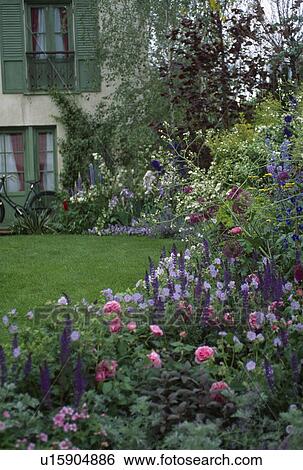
[0,127,56,193]
[37,130,55,190]
[0,132,25,192]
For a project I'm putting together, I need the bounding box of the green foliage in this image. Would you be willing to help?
[162,421,222,450]
[10,210,57,235]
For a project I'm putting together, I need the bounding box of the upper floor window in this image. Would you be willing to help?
[27,3,74,90]
[0,0,100,94]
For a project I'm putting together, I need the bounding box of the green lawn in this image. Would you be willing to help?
[0,235,180,314]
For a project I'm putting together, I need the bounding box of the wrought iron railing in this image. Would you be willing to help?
[26,52,75,91]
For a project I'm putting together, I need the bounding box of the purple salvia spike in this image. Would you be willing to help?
[148,257,155,277]
[144,271,150,294]
[291,352,300,384]
[23,353,32,379]
[12,334,18,353]
[40,361,52,407]
[60,327,71,365]
[194,276,203,302]
[203,239,210,264]
[0,346,7,386]
[280,330,288,348]
[178,252,186,294]
[264,360,275,390]
[167,278,175,298]
[224,268,231,290]
[242,288,249,321]
[74,354,86,407]
[160,246,166,260]
[262,261,272,303]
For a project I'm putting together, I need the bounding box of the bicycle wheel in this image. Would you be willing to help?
[0,200,5,223]
[29,191,59,215]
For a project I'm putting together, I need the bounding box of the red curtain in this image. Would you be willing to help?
[10,134,24,191]
[39,133,47,190]
[31,8,39,52]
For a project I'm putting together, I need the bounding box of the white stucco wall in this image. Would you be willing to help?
[0,67,113,174]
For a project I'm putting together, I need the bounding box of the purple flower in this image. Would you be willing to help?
[291,300,300,310]
[124,294,133,303]
[58,296,69,306]
[132,293,143,303]
[246,360,256,371]
[209,265,218,278]
[26,311,34,320]
[71,331,80,342]
[2,316,9,326]
[247,331,256,342]
[273,337,282,348]
[9,325,18,334]
[13,347,21,359]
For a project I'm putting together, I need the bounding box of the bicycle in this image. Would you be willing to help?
[0,174,58,224]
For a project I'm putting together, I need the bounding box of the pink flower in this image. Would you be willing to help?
[96,360,118,383]
[179,331,187,338]
[127,321,137,332]
[229,226,242,235]
[249,312,264,330]
[27,443,35,450]
[2,411,10,419]
[38,433,48,443]
[0,422,6,431]
[59,439,72,450]
[150,324,164,336]
[53,413,65,428]
[183,186,193,194]
[210,381,230,403]
[147,351,162,368]
[103,300,122,315]
[194,346,215,363]
[108,317,122,334]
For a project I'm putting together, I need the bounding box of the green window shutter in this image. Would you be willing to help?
[74,0,100,92]
[0,0,25,93]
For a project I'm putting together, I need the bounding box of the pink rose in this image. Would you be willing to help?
[194,346,215,363]
[127,321,137,332]
[103,301,122,315]
[96,360,118,382]
[147,351,162,368]
[150,324,164,336]
[210,381,230,402]
[229,226,242,235]
[2,411,10,419]
[108,317,122,334]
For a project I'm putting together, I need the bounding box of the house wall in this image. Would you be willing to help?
[0,75,113,174]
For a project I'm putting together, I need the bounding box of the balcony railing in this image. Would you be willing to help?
[26,52,75,91]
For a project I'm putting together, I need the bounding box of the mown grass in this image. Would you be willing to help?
[0,234,181,314]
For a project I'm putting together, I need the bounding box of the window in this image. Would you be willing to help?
[0,132,25,192]
[0,0,100,93]
[26,3,75,90]
[36,130,55,190]
[0,127,56,194]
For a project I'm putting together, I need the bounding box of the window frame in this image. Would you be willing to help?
[33,126,58,192]
[26,2,74,54]
[0,128,26,195]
